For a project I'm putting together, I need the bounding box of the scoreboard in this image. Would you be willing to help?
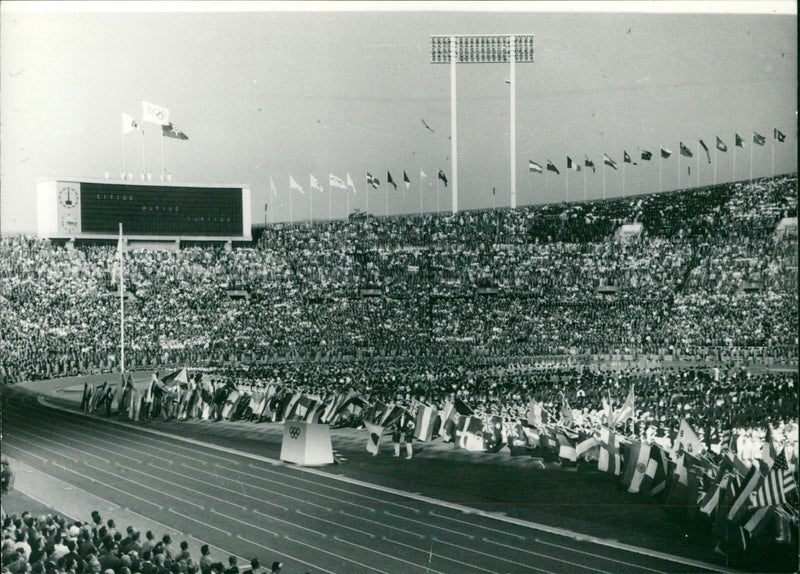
[37,179,251,240]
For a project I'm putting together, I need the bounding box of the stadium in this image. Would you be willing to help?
[1,4,798,574]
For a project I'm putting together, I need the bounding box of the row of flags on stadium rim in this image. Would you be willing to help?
[527,130,787,174]
[122,101,189,140]
[272,169,449,196]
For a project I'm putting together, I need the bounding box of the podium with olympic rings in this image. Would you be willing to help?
[279,421,334,466]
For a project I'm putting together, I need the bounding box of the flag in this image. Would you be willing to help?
[346,172,358,194]
[566,157,581,171]
[754,450,796,507]
[664,453,690,507]
[752,132,766,146]
[679,142,693,157]
[727,464,762,522]
[699,474,729,516]
[403,171,411,190]
[556,430,577,462]
[676,418,705,456]
[329,173,347,190]
[603,153,618,170]
[660,146,672,159]
[122,113,140,134]
[453,397,474,417]
[641,444,669,495]
[420,169,432,185]
[387,171,397,190]
[527,399,543,428]
[623,151,635,164]
[455,416,485,451]
[575,433,600,460]
[716,136,728,152]
[162,123,188,140]
[623,440,652,493]
[413,403,436,441]
[640,150,652,161]
[773,128,786,142]
[289,175,304,194]
[270,177,277,196]
[365,421,384,455]
[310,174,324,193]
[560,394,573,428]
[699,140,711,163]
[528,160,543,173]
[584,156,596,173]
[610,385,634,428]
[735,133,745,148]
[367,172,380,189]
[142,100,170,125]
[546,160,559,175]
[438,169,448,186]
[598,427,622,475]
[743,506,774,540]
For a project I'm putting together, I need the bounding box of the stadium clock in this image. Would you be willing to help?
[58,185,80,208]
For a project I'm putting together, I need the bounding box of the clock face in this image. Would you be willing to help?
[58,185,79,208]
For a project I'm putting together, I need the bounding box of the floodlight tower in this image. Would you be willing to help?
[431,34,535,212]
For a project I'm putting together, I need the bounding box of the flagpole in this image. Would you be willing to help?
[696,147,699,187]
[714,142,718,185]
[565,163,568,202]
[119,222,125,374]
[328,184,332,221]
[622,161,625,198]
[583,167,587,201]
[602,162,605,201]
[678,148,681,189]
[346,188,350,221]
[659,146,662,192]
[365,174,370,215]
[419,170,423,215]
[289,185,293,223]
[160,130,166,181]
[385,178,389,218]
[436,171,440,214]
[122,130,127,180]
[749,135,753,182]
[309,180,313,224]
[141,128,147,180]
[733,136,737,182]
[771,137,775,177]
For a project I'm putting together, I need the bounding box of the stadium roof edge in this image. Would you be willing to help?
[34,176,251,189]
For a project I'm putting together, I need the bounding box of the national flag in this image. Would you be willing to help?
[346,172,358,194]
[521,425,541,449]
[641,444,669,495]
[556,430,577,462]
[403,171,411,190]
[142,100,170,125]
[716,137,728,152]
[367,172,380,189]
[623,439,652,493]
[329,173,347,190]
[413,403,436,441]
[610,385,634,428]
[527,399,543,427]
[743,506,774,540]
[566,157,581,171]
[387,171,397,190]
[679,142,693,157]
[420,169,432,185]
[528,160,543,173]
[365,421,384,455]
[773,128,786,142]
[727,464,762,522]
[438,169,448,186]
[575,433,600,459]
[752,132,766,146]
[660,146,672,159]
[484,415,504,453]
[603,153,618,170]
[754,450,796,507]
[623,151,635,164]
[270,177,277,196]
[676,418,705,456]
[735,133,745,148]
[455,416,485,451]
[122,113,140,134]
[664,453,690,507]
[584,157,596,173]
[162,123,188,140]
[640,150,652,161]
[560,394,573,428]
[699,474,729,516]
[453,397,474,416]
[310,174,324,193]
[699,140,711,163]
[289,175,304,194]
[546,160,559,174]
[598,427,622,475]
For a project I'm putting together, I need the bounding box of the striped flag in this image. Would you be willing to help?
[403,171,411,190]
[699,474,729,516]
[610,385,634,428]
[546,160,560,175]
[753,132,766,146]
[365,421,384,455]
[387,171,397,190]
[754,451,796,507]
[623,439,651,493]
[598,427,623,475]
[566,156,581,171]
[699,140,711,163]
[413,403,436,442]
[727,464,762,522]
[584,156,596,173]
[603,153,618,170]
[735,133,745,148]
[556,430,577,462]
[529,160,543,173]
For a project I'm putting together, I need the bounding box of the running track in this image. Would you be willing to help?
[2,387,731,574]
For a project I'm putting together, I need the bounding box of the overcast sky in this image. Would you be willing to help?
[1,1,796,233]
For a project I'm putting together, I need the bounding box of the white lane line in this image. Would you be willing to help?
[236,535,336,574]
[51,462,164,510]
[334,534,449,574]
[294,509,376,539]
[339,510,425,539]
[383,510,475,540]
[10,420,141,465]
[482,537,618,574]
[209,464,332,511]
[211,509,279,538]
[433,536,553,573]
[2,440,50,464]
[284,535,391,574]
[81,461,205,512]
[252,509,327,538]
[6,431,80,464]
[40,395,739,574]
[428,510,526,540]
[168,508,231,536]
[384,536,496,574]
[530,537,669,574]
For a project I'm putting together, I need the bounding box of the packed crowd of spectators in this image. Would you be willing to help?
[0,508,283,574]
[1,175,796,385]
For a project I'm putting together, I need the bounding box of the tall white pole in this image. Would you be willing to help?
[289,186,293,223]
[583,168,587,201]
[385,179,389,217]
[565,161,568,202]
[659,147,663,192]
[771,139,775,177]
[328,185,332,221]
[419,170,423,215]
[436,174,440,214]
[749,137,753,181]
[119,223,125,374]
[122,132,127,180]
[733,138,737,182]
[309,181,313,224]
[509,35,517,210]
[714,143,718,185]
[141,128,147,180]
[696,148,699,187]
[450,37,458,214]
[160,132,166,180]
[365,174,370,215]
